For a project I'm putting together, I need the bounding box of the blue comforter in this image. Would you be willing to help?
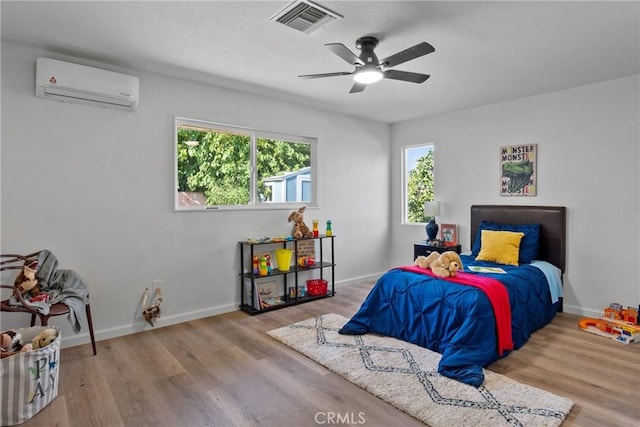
[339,255,560,387]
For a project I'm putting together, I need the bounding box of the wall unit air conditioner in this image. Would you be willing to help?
[35,57,139,111]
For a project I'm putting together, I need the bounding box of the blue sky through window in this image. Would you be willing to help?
[406,145,431,171]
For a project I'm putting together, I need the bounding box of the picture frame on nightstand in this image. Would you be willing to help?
[441,223,458,246]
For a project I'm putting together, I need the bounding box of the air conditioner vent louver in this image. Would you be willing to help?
[277,3,326,30]
[270,0,342,35]
[35,58,139,111]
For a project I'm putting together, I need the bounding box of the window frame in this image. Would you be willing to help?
[174,116,318,211]
[402,143,435,225]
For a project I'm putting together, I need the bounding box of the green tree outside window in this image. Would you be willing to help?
[176,121,313,207]
[406,147,434,223]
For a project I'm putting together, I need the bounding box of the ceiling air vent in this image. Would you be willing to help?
[270,0,342,35]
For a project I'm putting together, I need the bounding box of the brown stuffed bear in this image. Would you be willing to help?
[414,251,464,278]
[288,207,313,239]
[14,260,40,298]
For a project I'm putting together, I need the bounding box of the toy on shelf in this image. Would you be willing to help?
[578,303,640,344]
[288,207,313,239]
[297,256,315,268]
[252,256,259,275]
[259,256,268,277]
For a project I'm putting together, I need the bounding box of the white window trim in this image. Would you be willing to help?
[402,142,434,225]
[174,116,318,211]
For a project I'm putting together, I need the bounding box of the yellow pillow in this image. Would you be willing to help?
[475,230,525,266]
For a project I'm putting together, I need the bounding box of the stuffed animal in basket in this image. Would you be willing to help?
[1,330,33,358]
[287,207,313,239]
[32,328,58,350]
[14,260,41,298]
[414,251,464,278]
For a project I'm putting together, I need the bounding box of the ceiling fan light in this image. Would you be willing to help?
[354,69,383,84]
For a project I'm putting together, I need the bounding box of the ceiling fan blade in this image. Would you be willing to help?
[383,70,430,83]
[298,71,354,79]
[326,43,365,66]
[349,82,367,93]
[380,42,435,68]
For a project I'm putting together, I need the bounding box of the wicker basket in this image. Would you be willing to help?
[306,279,328,296]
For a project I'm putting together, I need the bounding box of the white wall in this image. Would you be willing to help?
[3,41,638,349]
[0,43,391,347]
[390,75,640,316]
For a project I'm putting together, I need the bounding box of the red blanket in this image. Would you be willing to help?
[398,265,514,356]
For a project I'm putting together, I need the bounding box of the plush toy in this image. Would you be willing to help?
[1,330,23,353]
[414,251,464,278]
[14,260,40,298]
[287,207,313,239]
[413,255,430,269]
[32,328,58,350]
[1,330,32,358]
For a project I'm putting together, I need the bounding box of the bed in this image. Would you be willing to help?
[339,205,566,387]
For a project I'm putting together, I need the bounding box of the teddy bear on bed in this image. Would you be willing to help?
[288,207,313,239]
[414,251,464,278]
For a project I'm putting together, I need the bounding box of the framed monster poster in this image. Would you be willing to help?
[500,144,537,196]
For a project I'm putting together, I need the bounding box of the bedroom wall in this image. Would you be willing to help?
[390,74,640,317]
[2,40,637,348]
[0,42,391,347]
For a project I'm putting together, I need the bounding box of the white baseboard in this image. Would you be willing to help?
[334,273,383,288]
[62,275,385,350]
[61,302,238,349]
[562,304,607,318]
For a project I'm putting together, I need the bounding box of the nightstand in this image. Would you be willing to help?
[413,242,462,259]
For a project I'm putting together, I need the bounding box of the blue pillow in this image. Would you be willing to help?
[472,221,541,264]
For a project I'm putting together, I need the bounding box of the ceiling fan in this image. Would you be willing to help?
[298,36,435,93]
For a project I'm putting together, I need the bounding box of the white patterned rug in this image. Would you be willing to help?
[267,314,573,427]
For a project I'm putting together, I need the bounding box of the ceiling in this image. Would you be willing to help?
[1,1,639,123]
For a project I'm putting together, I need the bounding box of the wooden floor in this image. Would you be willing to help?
[20,281,640,427]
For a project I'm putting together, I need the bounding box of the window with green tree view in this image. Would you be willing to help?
[404,144,435,223]
[175,117,316,210]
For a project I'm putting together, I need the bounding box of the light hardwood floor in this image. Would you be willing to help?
[17,281,640,427]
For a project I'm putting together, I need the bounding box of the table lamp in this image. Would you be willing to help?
[423,200,441,242]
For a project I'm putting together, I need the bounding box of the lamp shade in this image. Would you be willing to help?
[423,201,441,217]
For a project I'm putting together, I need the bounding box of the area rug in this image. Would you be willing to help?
[267,314,573,427]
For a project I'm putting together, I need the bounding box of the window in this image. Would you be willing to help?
[175,117,317,210]
[403,144,434,223]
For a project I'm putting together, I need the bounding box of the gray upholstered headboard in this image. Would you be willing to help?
[470,205,566,272]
